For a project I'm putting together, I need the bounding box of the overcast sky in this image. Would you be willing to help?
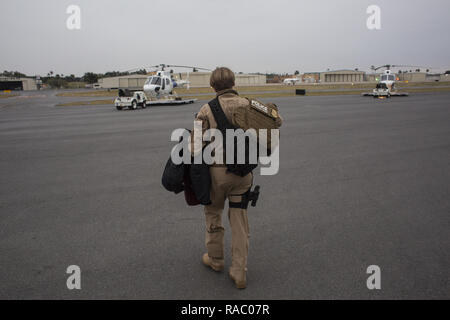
[1,0,449,76]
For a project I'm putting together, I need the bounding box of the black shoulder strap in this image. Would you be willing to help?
[208,98,233,131]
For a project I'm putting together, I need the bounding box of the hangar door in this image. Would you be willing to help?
[0,81,23,90]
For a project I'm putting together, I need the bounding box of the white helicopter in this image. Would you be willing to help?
[143,64,211,101]
[115,64,212,109]
[363,64,426,98]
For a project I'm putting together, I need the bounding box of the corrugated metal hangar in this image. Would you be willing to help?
[301,70,365,83]
[320,70,365,83]
[174,72,266,87]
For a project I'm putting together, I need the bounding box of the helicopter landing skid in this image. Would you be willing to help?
[145,97,197,105]
[389,92,409,96]
[362,91,409,97]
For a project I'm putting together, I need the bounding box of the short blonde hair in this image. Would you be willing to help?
[210,67,235,92]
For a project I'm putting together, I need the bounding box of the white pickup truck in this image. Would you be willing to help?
[114,90,147,110]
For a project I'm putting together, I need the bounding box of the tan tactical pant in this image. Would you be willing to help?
[204,166,252,280]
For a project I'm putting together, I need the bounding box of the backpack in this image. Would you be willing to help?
[234,98,281,151]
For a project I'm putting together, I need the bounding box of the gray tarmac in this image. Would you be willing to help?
[0,91,449,299]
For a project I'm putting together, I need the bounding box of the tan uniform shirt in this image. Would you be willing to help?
[191,89,248,161]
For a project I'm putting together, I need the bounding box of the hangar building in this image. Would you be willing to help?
[174,72,266,87]
[0,77,38,91]
[319,70,365,83]
[301,70,366,83]
[397,72,450,82]
[96,72,266,89]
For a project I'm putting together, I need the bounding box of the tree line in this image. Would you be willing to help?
[1,69,148,88]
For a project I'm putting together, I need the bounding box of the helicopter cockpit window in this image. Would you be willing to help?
[388,75,395,81]
[381,75,388,81]
[145,77,152,85]
[150,77,161,85]
[165,78,170,85]
[376,83,388,89]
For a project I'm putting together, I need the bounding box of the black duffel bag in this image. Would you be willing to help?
[161,156,184,194]
[189,163,211,205]
[162,156,211,206]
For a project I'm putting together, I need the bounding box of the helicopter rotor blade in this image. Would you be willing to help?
[372,64,391,71]
[391,65,433,71]
[391,65,423,69]
[116,64,212,79]
[166,64,212,71]
[372,64,432,72]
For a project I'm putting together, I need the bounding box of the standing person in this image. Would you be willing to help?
[191,67,282,289]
